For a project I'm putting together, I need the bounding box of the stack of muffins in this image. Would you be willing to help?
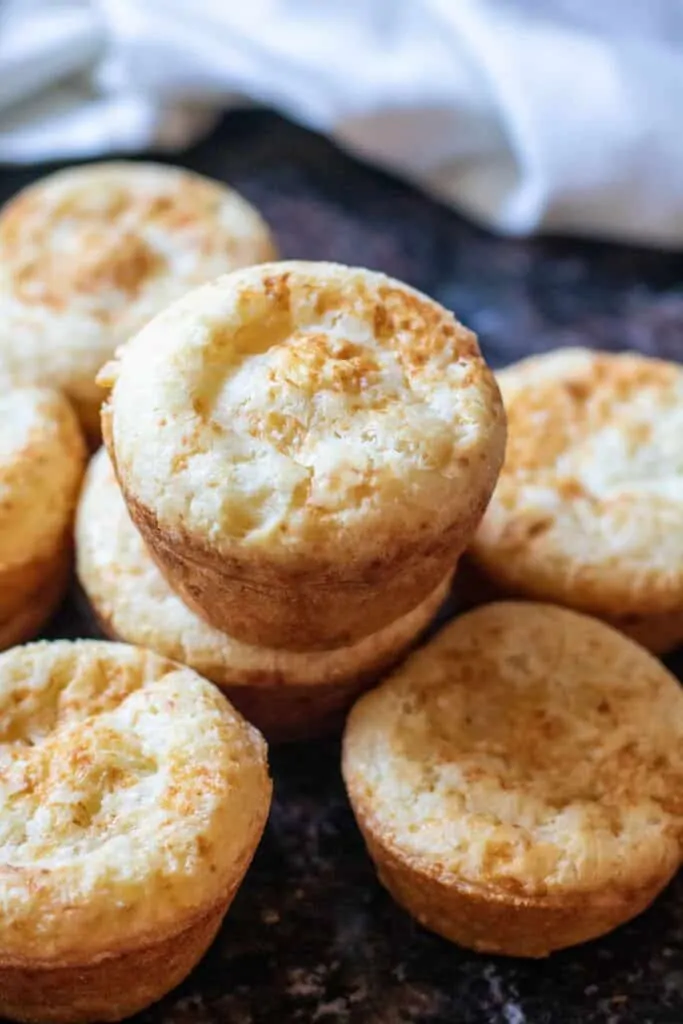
[92,258,506,740]
[0,158,683,1024]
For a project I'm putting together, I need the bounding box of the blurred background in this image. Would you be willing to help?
[1,0,683,375]
[4,0,683,247]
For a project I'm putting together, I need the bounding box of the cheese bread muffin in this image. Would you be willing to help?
[469,349,683,653]
[343,602,683,957]
[0,162,277,441]
[0,640,271,1023]
[100,261,505,650]
[0,388,85,649]
[76,449,450,741]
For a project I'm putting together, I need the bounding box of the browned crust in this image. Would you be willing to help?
[0,544,71,651]
[115,482,483,652]
[220,627,430,740]
[350,815,677,958]
[0,546,64,622]
[604,609,683,657]
[86,589,433,743]
[222,679,367,743]
[458,556,683,655]
[0,898,226,1023]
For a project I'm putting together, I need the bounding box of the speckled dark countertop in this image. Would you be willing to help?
[7,111,683,1024]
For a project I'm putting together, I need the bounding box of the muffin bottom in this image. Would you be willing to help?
[459,557,683,656]
[0,547,70,651]
[90,596,445,743]
[121,484,480,652]
[608,609,683,657]
[352,822,677,958]
[223,674,385,743]
[0,899,226,1024]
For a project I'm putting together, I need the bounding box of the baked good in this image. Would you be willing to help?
[99,261,505,650]
[0,388,85,648]
[469,348,683,654]
[0,162,277,441]
[0,639,271,1023]
[455,555,683,656]
[342,602,683,957]
[76,449,450,740]
[606,608,683,656]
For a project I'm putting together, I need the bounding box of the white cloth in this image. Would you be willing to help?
[2,0,683,247]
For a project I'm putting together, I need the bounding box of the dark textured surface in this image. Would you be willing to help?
[8,110,683,1023]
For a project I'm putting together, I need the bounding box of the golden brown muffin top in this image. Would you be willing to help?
[101,261,505,563]
[344,602,683,899]
[0,162,276,409]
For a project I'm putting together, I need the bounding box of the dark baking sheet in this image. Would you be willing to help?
[6,110,683,1024]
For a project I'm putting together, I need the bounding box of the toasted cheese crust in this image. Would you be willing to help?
[0,640,271,962]
[343,602,683,903]
[76,449,449,691]
[471,348,683,616]
[0,388,85,569]
[0,162,276,429]
[100,261,505,564]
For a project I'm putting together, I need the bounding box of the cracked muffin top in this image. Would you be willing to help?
[100,261,505,564]
[0,640,271,961]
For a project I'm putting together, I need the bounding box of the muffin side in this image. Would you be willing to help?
[76,449,451,739]
[456,555,683,656]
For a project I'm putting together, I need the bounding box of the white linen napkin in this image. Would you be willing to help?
[2,0,683,247]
